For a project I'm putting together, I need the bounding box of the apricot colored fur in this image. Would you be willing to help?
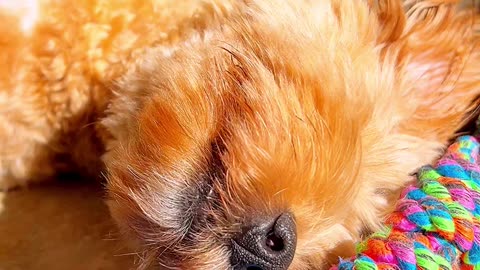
[0,0,479,269]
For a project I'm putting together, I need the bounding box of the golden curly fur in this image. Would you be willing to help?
[1,0,479,269]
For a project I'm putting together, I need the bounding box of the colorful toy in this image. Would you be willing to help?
[331,134,480,270]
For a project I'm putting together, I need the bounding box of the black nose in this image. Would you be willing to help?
[231,213,297,270]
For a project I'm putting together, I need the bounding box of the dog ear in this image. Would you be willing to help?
[377,0,480,143]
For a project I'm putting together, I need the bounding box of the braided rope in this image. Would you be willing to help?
[331,135,480,270]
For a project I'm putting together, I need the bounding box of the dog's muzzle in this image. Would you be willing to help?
[231,213,297,270]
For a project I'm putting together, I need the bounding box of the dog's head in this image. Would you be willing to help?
[102,0,478,269]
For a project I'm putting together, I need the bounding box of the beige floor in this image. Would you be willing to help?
[0,181,136,270]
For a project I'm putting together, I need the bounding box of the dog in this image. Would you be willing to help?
[1,0,479,269]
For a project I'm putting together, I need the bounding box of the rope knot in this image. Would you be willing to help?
[331,136,480,270]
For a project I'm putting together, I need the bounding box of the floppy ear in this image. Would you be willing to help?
[377,0,480,144]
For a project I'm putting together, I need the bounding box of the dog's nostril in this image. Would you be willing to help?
[246,265,263,270]
[231,213,296,270]
[265,231,284,251]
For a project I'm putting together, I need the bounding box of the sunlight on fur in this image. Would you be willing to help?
[0,0,479,269]
[0,0,38,33]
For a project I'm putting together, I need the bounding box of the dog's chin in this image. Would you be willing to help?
[107,201,227,269]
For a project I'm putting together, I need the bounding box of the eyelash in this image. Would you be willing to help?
[207,186,215,199]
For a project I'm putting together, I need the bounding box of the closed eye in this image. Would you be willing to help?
[180,137,227,240]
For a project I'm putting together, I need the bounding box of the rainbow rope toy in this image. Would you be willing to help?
[331,134,480,270]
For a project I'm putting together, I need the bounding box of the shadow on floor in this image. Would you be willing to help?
[0,180,137,270]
